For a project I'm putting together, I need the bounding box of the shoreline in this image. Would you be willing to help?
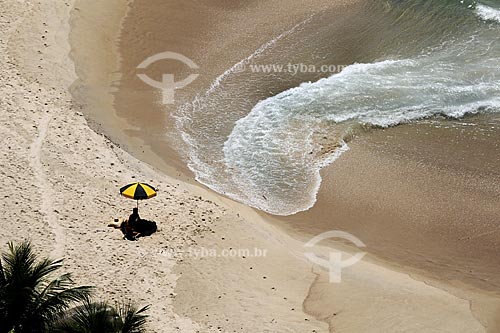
[69,0,195,184]
[272,114,500,289]
[108,0,499,332]
[1,0,498,332]
[1,0,219,330]
[72,0,500,331]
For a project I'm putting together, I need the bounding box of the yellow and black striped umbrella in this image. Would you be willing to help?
[120,182,157,204]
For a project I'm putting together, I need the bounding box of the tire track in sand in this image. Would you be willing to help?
[29,114,65,258]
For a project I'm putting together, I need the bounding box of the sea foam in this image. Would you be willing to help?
[175,1,500,216]
[477,4,500,22]
[222,29,500,214]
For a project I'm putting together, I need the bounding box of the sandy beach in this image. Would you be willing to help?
[1,0,499,332]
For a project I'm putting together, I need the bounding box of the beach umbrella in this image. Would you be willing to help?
[120,182,157,208]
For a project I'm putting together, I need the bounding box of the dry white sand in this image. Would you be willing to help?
[0,0,218,331]
[0,0,497,332]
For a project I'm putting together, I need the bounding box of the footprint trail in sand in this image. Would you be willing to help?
[29,114,65,258]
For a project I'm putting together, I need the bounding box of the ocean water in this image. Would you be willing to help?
[175,0,500,215]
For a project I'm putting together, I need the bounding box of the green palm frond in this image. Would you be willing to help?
[34,285,93,326]
[51,299,119,333]
[30,257,65,285]
[0,241,92,333]
[50,299,150,333]
[118,302,150,333]
[1,241,150,333]
[37,273,92,305]
[2,241,39,283]
[2,242,64,294]
[0,259,5,286]
[0,259,7,328]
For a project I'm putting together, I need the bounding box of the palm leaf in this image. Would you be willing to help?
[0,259,5,286]
[117,302,150,333]
[0,258,7,330]
[33,285,93,326]
[0,241,93,333]
[50,298,118,333]
[50,299,150,333]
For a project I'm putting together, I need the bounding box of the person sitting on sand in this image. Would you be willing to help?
[128,207,141,229]
[108,218,140,241]
[122,219,140,241]
[108,210,157,240]
[129,207,156,236]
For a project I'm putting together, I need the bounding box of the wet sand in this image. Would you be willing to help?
[271,115,500,330]
[275,114,500,292]
[108,0,500,296]
[77,0,362,178]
